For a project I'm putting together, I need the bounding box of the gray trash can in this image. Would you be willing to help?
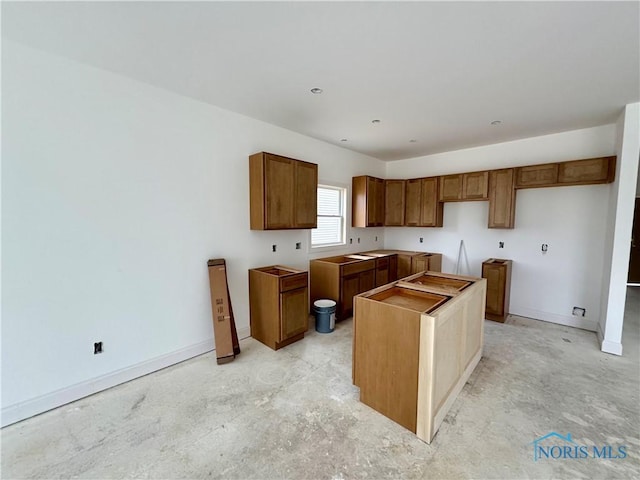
[313,299,336,333]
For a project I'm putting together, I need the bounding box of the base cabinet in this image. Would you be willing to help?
[310,256,376,320]
[353,272,486,443]
[482,258,512,322]
[249,266,309,350]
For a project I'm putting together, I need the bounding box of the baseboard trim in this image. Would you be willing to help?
[596,323,623,356]
[1,327,251,428]
[509,306,598,332]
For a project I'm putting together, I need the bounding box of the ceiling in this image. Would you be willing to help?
[3,1,639,161]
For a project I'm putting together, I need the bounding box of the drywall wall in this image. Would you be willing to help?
[1,41,386,425]
[384,125,617,331]
[599,103,640,355]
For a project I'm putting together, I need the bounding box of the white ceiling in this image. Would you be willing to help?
[3,1,639,161]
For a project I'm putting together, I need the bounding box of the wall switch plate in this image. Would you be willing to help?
[272,244,277,252]
[419,237,423,243]
[94,342,103,354]
[295,242,301,250]
[499,241,504,248]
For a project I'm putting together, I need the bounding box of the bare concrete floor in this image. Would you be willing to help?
[3,289,640,479]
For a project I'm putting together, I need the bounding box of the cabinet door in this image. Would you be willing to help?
[264,154,294,229]
[373,178,385,226]
[558,157,612,185]
[294,161,318,228]
[463,171,489,200]
[404,179,422,226]
[420,177,443,227]
[488,169,516,229]
[280,287,308,340]
[396,254,412,279]
[388,255,398,282]
[483,265,506,316]
[411,255,429,274]
[439,174,463,201]
[341,274,361,319]
[515,164,559,188]
[384,180,406,226]
[359,269,375,292]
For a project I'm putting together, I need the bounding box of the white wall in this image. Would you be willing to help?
[385,126,617,332]
[1,42,386,425]
[599,103,640,355]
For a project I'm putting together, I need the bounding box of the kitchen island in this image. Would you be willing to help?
[352,271,486,443]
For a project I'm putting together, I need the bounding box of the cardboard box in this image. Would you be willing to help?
[207,259,240,364]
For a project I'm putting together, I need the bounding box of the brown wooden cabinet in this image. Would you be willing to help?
[411,253,443,274]
[515,163,558,188]
[373,256,391,287]
[515,156,615,189]
[488,168,516,229]
[310,255,376,320]
[249,152,318,230]
[249,266,309,350]
[405,177,443,227]
[439,174,463,201]
[439,172,488,201]
[558,157,615,185]
[352,176,385,227]
[462,171,489,200]
[384,180,406,226]
[482,258,512,323]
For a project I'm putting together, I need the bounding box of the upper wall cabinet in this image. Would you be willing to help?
[558,157,616,185]
[488,169,516,229]
[515,156,615,189]
[249,152,318,230]
[384,180,406,226]
[462,171,489,200]
[353,175,385,227]
[439,172,488,202]
[438,174,463,201]
[405,177,443,227]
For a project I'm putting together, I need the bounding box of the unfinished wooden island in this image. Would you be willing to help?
[353,271,486,443]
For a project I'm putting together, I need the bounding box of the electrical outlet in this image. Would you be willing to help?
[499,241,504,248]
[419,237,423,243]
[572,307,586,317]
[295,242,301,250]
[542,244,548,252]
[375,236,378,242]
[349,238,353,244]
[357,237,361,243]
[94,342,103,354]
[272,244,277,252]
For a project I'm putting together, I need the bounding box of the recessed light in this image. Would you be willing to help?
[372,119,381,124]
[491,120,502,126]
[340,139,348,142]
[310,88,323,94]
[409,139,417,143]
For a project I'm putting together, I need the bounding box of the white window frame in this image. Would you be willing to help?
[310,183,347,250]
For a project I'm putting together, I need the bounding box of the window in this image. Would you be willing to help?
[311,184,346,248]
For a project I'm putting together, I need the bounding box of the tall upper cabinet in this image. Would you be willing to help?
[353,176,385,227]
[384,180,406,226]
[405,177,443,227]
[249,152,318,230]
[488,169,516,229]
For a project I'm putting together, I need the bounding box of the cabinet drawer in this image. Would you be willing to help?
[280,273,308,292]
[376,257,389,269]
[342,259,375,276]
